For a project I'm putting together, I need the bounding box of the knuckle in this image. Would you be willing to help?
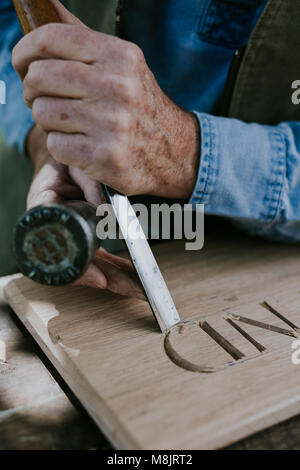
[70,61,85,80]
[102,111,131,134]
[47,133,92,169]
[114,77,137,105]
[34,24,59,53]
[47,133,61,160]
[25,61,43,88]
[57,60,78,87]
[123,79,137,104]
[31,98,44,121]
[69,62,98,94]
[123,42,143,65]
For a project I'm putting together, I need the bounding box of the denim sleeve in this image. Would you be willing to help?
[0,0,34,154]
[190,112,300,243]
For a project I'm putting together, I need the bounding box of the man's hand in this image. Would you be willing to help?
[13,0,200,199]
[26,124,84,207]
[26,125,146,300]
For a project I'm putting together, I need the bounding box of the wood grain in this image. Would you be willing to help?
[4,233,300,449]
[0,279,109,450]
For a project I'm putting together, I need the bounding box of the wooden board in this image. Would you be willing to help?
[4,232,300,449]
[0,276,110,450]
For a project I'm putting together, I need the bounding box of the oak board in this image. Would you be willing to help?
[4,232,300,449]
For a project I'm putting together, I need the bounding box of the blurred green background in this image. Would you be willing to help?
[0,135,32,275]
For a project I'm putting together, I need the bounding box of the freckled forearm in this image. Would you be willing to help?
[165,108,200,199]
[150,89,201,199]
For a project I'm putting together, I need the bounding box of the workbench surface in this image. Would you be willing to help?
[1,270,300,450]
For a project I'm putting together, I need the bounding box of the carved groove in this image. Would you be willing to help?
[226,317,266,352]
[200,321,245,360]
[228,313,298,338]
[164,301,299,373]
[261,301,300,333]
[164,327,216,373]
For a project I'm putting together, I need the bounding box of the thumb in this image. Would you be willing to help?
[49,0,85,26]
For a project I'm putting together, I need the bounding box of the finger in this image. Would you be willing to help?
[27,188,63,210]
[27,162,83,209]
[23,60,98,105]
[13,23,109,80]
[93,256,146,300]
[27,181,83,209]
[68,167,106,206]
[96,247,136,274]
[46,131,121,186]
[46,131,95,171]
[32,97,89,134]
[73,263,108,289]
[27,186,82,209]
[47,131,114,182]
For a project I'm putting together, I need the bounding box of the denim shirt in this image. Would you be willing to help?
[1,0,300,243]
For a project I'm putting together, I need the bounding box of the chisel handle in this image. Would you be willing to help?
[12,0,61,34]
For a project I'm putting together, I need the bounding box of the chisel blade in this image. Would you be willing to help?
[103,186,181,332]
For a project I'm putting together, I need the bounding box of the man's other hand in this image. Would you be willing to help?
[26,125,145,301]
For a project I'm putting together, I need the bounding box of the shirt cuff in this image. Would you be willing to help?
[189,112,286,225]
